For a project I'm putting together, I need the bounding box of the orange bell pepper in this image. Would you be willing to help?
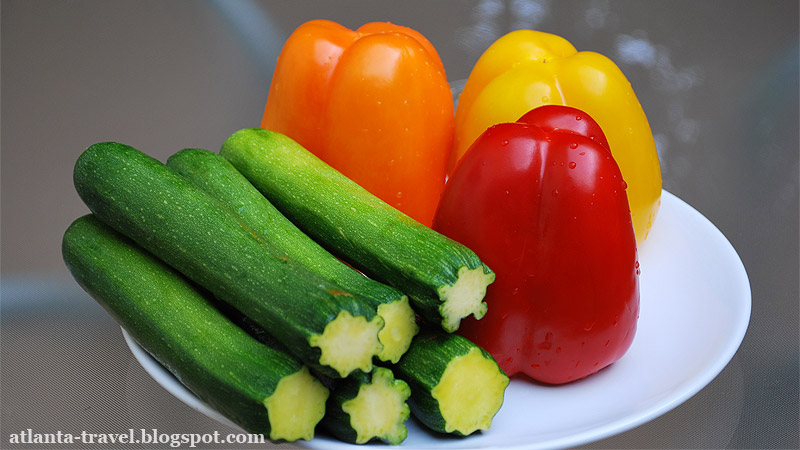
[261,20,454,227]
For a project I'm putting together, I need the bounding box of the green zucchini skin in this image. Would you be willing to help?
[219,128,494,332]
[166,148,418,362]
[392,330,508,436]
[61,215,323,437]
[72,142,381,379]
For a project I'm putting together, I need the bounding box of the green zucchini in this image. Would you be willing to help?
[73,142,383,378]
[62,215,329,441]
[322,367,411,445]
[166,148,418,363]
[220,128,495,333]
[216,302,410,445]
[393,331,509,436]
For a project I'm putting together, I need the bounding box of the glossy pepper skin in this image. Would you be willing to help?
[453,29,661,243]
[262,20,453,227]
[433,105,640,384]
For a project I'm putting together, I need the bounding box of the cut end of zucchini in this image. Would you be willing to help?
[341,367,411,445]
[376,297,420,364]
[437,266,495,332]
[431,347,509,436]
[264,366,329,441]
[309,311,384,378]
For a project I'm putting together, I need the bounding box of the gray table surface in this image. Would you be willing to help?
[2,1,797,448]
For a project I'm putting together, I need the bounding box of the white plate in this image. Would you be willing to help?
[124,190,751,449]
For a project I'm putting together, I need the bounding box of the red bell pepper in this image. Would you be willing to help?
[433,105,640,384]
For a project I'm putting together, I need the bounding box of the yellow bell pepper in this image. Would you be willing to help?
[453,29,662,243]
